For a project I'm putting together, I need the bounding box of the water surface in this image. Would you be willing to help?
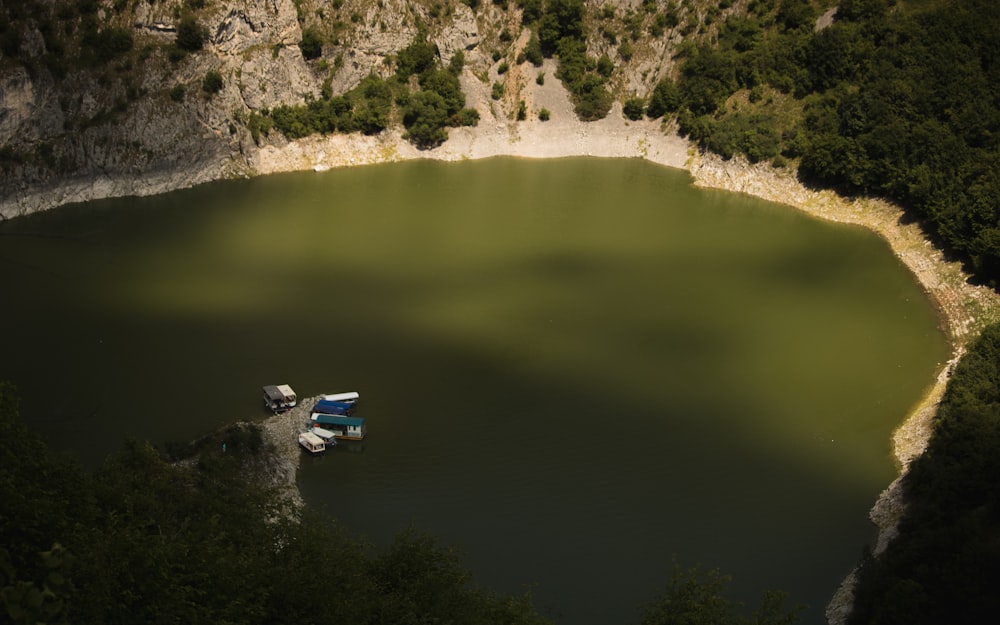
[0,158,948,624]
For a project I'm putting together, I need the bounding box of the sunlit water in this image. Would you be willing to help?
[0,158,948,624]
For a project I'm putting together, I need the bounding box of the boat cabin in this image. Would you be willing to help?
[298,431,326,454]
[263,384,297,413]
[310,413,367,440]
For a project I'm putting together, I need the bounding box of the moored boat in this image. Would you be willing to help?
[298,431,326,454]
[310,413,367,440]
[322,391,359,404]
[310,426,339,446]
[311,398,355,416]
[263,384,297,413]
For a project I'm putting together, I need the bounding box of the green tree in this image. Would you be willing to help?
[641,564,801,625]
[646,77,681,118]
[396,36,438,79]
[175,14,208,52]
[623,97,646,121]
[202,70,223,95]
[403,90,449,148]
[300,26,324,60]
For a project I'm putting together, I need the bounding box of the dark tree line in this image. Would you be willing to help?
[1,380,802,625]
[0,381,547,625]
[848,322,1000,625]
[641,0,1000,287]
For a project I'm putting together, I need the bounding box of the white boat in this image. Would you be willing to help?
[298,431,326,454]
[321,391,359,404]
[264,384,298,413]
[310,427,338,446]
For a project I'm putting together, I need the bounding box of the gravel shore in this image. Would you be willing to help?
[257,397,326,511]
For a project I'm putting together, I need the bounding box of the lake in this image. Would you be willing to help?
[0,157,948,624]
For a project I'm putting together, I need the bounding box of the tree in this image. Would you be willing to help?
[641,564,801,625]
[202,70,223,96]
[396,36,438,79]
[421,68,465,116]
[646,78,681,118]
[624,97,646,120]
[175,15,208,52]
[403,91,449,149]
[300,26,324,60]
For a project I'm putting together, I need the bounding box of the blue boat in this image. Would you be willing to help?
[311,399,355,416]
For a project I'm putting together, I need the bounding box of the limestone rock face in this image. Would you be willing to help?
[0,0,693,217]
[0,68,38,142]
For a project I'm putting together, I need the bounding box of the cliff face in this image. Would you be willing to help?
[0,0,700,218]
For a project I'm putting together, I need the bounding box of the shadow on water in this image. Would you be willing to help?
[0,158,948,625]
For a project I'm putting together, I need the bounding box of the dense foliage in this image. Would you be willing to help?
[1,382,804,624]
[796,0,1000,285]
[646,0,1000,286]
[847,323,1000,625]
[526,0,613,120]
[0,382,549,625]
[640,565,801,625]
[267,34,478,149]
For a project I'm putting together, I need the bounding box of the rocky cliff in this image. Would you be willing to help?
[0,0,707,218]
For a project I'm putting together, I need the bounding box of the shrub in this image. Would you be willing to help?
[83,27,133,65]
[538,108,550,121]
[169,84,185,102]
[202,70,224,96]
[450,108,480,127]
[623,97,645,120]
[524,32,543,66]
[175,15,208,52]
[300,26,323,60]
[396,36,438,79]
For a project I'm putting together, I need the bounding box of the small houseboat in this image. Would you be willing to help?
[298,431,326,454]
[263,384,297,413]
[310,413,367,440]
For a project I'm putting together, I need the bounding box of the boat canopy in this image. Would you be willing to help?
[311,413,366,428]
[322,391,359,403]
[311,427,338,442]
[263,385,285,402]
[312,399,354,415]
[263,384,296,402]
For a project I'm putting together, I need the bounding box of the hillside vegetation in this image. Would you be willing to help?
[847,322,1000,625]
[0,382,801,625]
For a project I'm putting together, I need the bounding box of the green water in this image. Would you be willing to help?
[0,158,948,624]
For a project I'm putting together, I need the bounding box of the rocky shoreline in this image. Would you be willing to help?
[687,152,1000,623]
[256,397,326,512]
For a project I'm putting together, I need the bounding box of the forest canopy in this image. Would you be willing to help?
[653,0,1000,286]
[847,322,1000,625]
[1,382,800,625]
